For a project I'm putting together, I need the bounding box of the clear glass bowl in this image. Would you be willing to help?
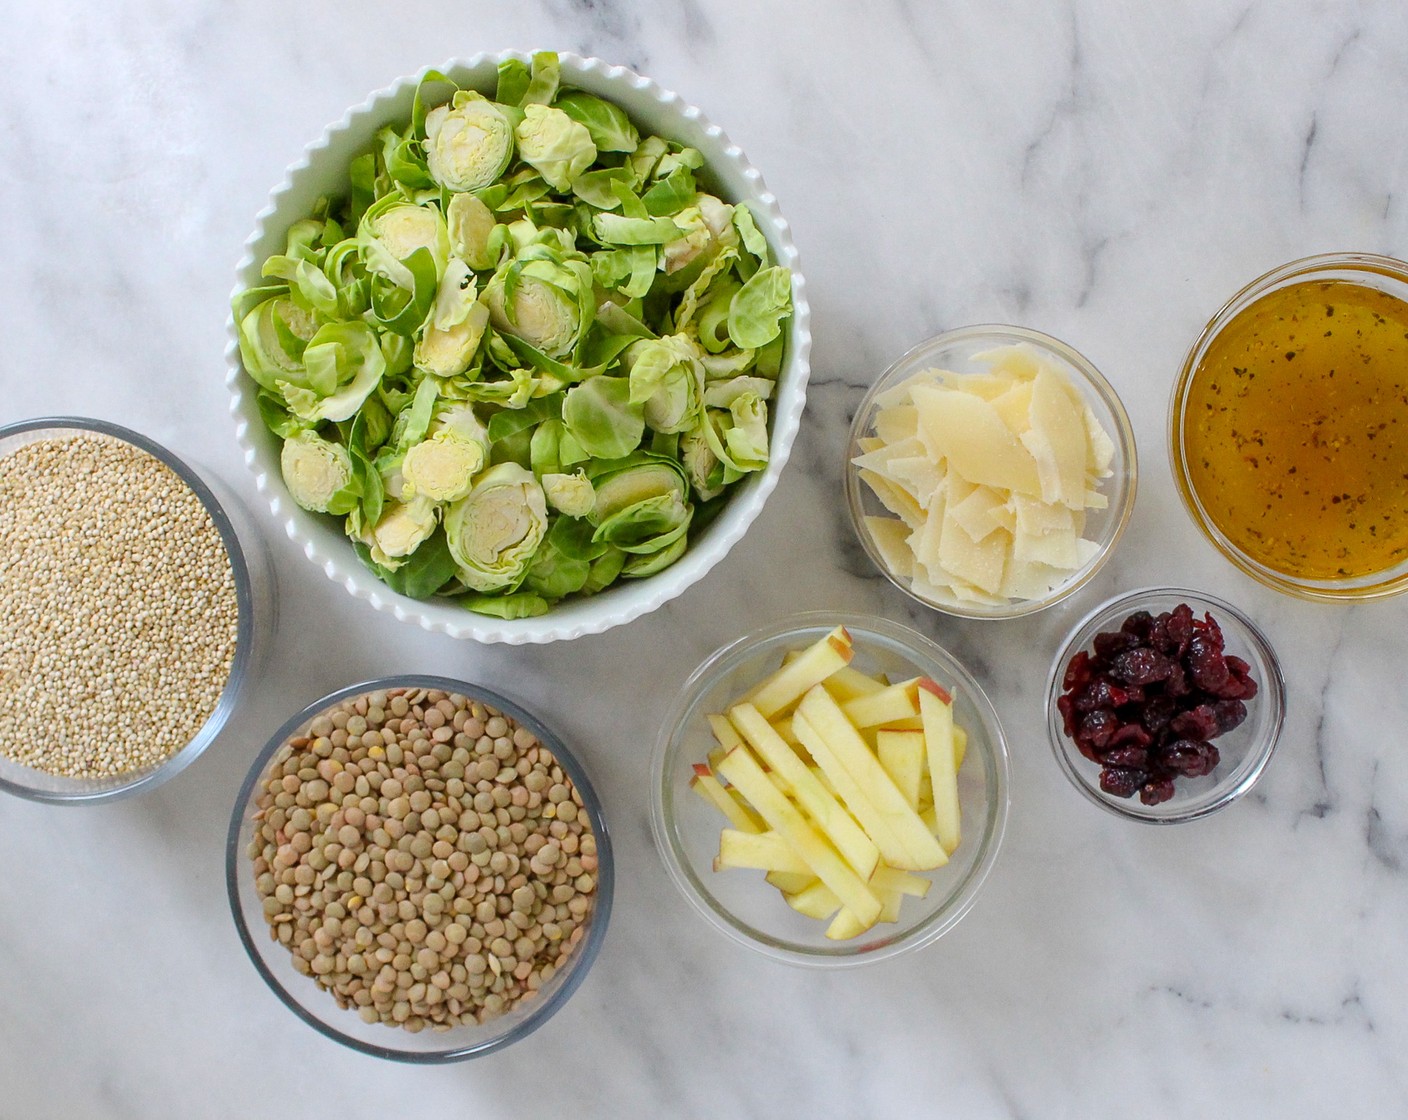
[651,612,1010,967]
[1170,252,1408,602]
[845,324,1137,620]
[1045,587,1286,824]
[225,676,614,1062]
[0,416,272,804]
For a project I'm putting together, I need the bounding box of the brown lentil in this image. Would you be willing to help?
[250,688,598,1032]
[0,433,238,778]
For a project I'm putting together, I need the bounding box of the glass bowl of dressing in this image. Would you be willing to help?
[1170,253,1408,601]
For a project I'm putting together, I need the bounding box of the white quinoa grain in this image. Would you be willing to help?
[0,433,239,778]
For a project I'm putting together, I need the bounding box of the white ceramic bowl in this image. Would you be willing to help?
[227,51,811,644]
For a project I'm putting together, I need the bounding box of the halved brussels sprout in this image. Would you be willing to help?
[624,334,705,435]
[514,104,596,191]
[237,295,322,392]
[279,320,387,423]
[698,392,770,480]
[365,202,450,271]
[415,261,490,378]
[363,497,441,570]
[424,92,515,193]
[485,247,594,360]
[542,469,595,518]
[280,430,359,514]
[444,462,548,592]
[446,192,502,271]
[680,426,725,501]
[589,455,693,557]
[402,401,491,502]
[417,306,489,378]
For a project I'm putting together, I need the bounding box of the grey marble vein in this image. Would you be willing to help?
[2,1,1408,1117]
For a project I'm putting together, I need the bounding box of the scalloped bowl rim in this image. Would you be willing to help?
[225,50,812,644]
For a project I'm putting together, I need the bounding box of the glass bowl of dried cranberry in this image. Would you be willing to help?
[1046,588,1286,823]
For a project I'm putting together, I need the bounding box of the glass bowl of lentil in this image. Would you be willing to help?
[0,416,271,804]
[225,676,613,1062]
[651,613,1010,967]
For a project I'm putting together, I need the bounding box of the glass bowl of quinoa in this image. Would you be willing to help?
[0,417,269,803]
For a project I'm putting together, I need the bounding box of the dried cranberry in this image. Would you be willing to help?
[1212,699,1247,734]
[1159,738,1205,775]
[1063,650,1093,693]
[1147,615,1172,654]
[1093,629,1139,659]
[1120,610,1154,640]
[1217,656,1259,700]
[1192,611,1226,648]
[1060,604,1258,810]
[1078,709,1119,751]
[1191,742,1220,777]
[1166,603,1195,654]
[1108,723,1153,749]
[1170,704,1221,741]
[1101,745,1150,769]
[1139,776,1177,805]
[1110,647,1176,686]
[1075,740,1102,763]
[1186,635,1231,691]
[1140,695,1177,734]
[1076,679,1130,712]
[1100,767,1148,798]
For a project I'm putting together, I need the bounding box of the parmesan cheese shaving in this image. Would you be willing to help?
[855,342,1116,607]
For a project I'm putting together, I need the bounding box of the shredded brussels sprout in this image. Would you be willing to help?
[235,52,792,613]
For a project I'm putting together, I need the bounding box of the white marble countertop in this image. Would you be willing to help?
[4,1,1408,1116]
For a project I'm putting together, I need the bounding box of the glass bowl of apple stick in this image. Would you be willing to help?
[650,612,1010,966]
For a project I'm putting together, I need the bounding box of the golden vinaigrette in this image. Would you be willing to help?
[1183,278,1408,580]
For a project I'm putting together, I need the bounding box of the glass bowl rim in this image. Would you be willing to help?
[1044,585,1287,824]
[0,415,258,805]
[844,323,1138,620]
[650,609,1011,967]
[1168,251,1408,602]
[224,673,615,1062]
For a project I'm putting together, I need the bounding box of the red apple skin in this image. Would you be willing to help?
[917,678,953,705]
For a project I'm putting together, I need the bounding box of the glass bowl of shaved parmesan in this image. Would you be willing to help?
[650,612,1010,966]
[845,325,1137,619]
